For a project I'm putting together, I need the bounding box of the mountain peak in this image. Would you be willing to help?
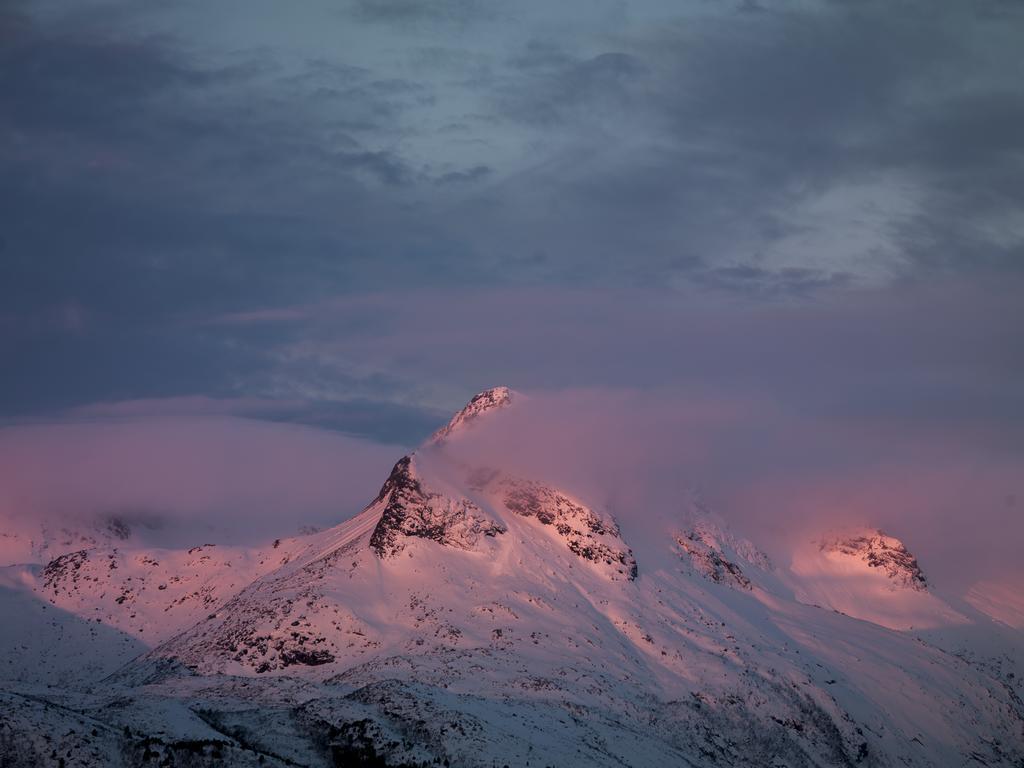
[367,455,507,558]
[429,386,516,444]
[818,528,928,591]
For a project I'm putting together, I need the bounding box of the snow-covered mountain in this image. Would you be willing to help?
[1,388,1021,767]
[785,528,971,631]
[0,511,143,568]
[429,386,516,445]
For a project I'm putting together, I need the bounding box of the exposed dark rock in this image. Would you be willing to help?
[41,550,90,594]
[820,531,928,591]
[675,532,752,589]
[498,478,637,580]
[430,387,513,444]
[369,457,506,558]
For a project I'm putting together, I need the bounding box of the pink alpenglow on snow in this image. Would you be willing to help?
[1,388,1021,767]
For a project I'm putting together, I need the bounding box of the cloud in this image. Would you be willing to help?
[456,0,1024,286]
[0,12,202,137]
[3,0,1022,451]
[348,0,495,25]
[435,385,1024,593]
[435,164,493,185]
[2,0,1018,601]
[16,392,448,447]
[3,276,1020,590]
[689,264,854,297]
[65,396,288,420]
[499,49,648,127]
[0,414,405,546]
[233,276,1024,428]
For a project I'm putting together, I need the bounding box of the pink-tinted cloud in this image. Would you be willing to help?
[0,414,403,546]
[436,386,1024,593]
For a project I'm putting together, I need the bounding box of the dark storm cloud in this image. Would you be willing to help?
[348,0,494,24]
[254,399,450,444]
[0,20,201,135]
[2,0,1022,441]
[0,14,316,318]
[890,89,1024,172]
[435,164,493,185]
[689,265,855,298]
[0,6,456,427]
[498,49,649,126]
[467,0,1024,283]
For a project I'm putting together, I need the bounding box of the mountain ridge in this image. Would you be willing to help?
[0,388,1021,767]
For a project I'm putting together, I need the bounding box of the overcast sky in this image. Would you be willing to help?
[1,1,1022,566]
[2,0,1022,435]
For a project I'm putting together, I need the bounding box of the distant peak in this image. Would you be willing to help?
[366,454,506,558]
[429,386,516,444]
[818,528,928,591]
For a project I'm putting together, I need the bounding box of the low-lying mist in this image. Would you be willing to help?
[0,417,402,547]
[438,387,1023,595]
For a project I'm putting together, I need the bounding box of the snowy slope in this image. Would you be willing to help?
[0,564,146,686]
[785,529,970,631]
[429,386,516,445]
[36,538,313,645]
[782,528,1023,692]
[966,578,1024,630]
[1,387,1021,767]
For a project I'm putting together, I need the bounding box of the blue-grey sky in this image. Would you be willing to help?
[2,0,1023,445]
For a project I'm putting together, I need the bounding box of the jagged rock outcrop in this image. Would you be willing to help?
[430,386,514,444]
[494,476,637,580]
[368,456,506,558]
[819,530,928,590]
[675,532,752,588]
[673,503,771,590]
[40,549,91,594]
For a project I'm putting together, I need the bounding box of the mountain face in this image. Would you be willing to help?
[785,528,972,632]
[37,539,308,645]
[819,531,928,590]
[429,386,514,445]
[1,389,1022,768]
[368,456,507,558]
[673,499,771,590]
